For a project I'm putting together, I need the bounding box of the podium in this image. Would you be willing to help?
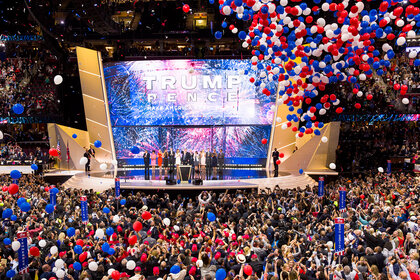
[179,165,192,183]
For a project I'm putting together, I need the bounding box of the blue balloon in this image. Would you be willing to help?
[216,269,227,280]
[102,242,110,252]
[17,197,27,206]
[177,179,181,184]
[215,31,223,39]
[12,104,24,115]
[50,187,59,195]
[2,208,12,219]
[73,262,82,271]
[6,270,16,278]
[414,59,420,67]
[108,247,115,255]
[131,146,140,154]
[170,265,181,274]
[299,169,304,174]
[238,30,247,40]
[207,212,216,222]
[94,140,102,148]
[45,204,54,214]
[3,238,11,245]
[20,202,31,212]
[10,215,17,221]
[120,199,126,205]
[10,170,21,179]
[103,207,110,214]
[74,245,83,254]
[221,22,227,28]
[209,0,214,4]
[31,164,38,170]
[72,134,77,139]
[67,227,76,237]
[106,227,114,236]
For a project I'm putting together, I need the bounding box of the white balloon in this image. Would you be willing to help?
[108,269,115,275]
[54,75,63,85]
[357,91,363,97]
[56,270,65,279]
[112,160,118,166]
[378,167,384,173]
[196,260,204,268]
[281,123,288,130]
[276,117,282,123]
[408,51,417,59]
[55,259,65,269]
[163,218,171,226]
[0,131,3,140]
[407,30,416,38]
[280,0,287,6]
[327,241,333,249]
[79,157,88,165]
[12,241,20,251]
[402,98,409,105]
[319,108,326,115]
[113,215,120,223]
[242,42,249,48]
[39,239,47,248]
[127,260,136,270]
[174,225,180,231]
[232,28,238,34]
[329,163,336,170]
[89,262,98,271]
[100,163,107,171]
[317,18,326,27]
[50,246,58,255]
[396,19,404,27]
[96,229,105,239]
[321,136,328,143]
[396,37,406,46]
[222,6,231,15]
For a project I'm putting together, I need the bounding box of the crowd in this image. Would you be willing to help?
[336,122,419,173]
[0,170,418,280]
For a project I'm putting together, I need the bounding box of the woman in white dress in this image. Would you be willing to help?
[200,150,206,179]
[175,149,181,180]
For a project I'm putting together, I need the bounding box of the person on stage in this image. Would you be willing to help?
[205,149,212,180]
[193,151,200,179]
[272,147,279,177]
[143,150,150,180]
[88,145,96,159]
[200,150,206,179]
[163,150,169,179]
[175,149,181,180]
[157,150,163,179]
[211,149,218,178]
[151,150,156,179]
[83,147,91,174]
[168,148,175,180]
[217,148,225,175]
[184,150,191,165]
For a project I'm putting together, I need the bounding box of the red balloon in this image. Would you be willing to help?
[401,85,408,92]
[30,246,40,257]
[8,184,19,195]
[133,221,143,232]
[111,270,121,280]
[2,186,8,192]
[279,153,284,158]
[261,138,268,145]
[360,194,365,200]
[393,84,400,90]
[354,103,361,109]
[335,107,343,114]
[366,94,373,100]
[49,148,58,157]
[76,239,84,246]
[79,252,87,262]
[128,235,138,245]
[141,211,152,220]
[276,160,281,165]
[182,4,190,13]
[244,265,253,276]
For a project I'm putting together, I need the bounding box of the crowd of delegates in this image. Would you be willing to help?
[0,143,49,165]
[0,51,60,117]
[0,171,418,280]
[336,122,419,173]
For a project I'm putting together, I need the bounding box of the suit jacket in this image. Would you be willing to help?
[205,152,212,164]
[143,152,150,167]
[272,151,279,160]
[217,152,224,164]
[168,151,175,164]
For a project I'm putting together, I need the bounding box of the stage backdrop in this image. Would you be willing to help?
[104,59,277,166]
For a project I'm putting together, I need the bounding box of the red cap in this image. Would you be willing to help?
[251,254,258,259]
[153,266,160,275]
[189,266,197,275]
[121,272,129,278]
[192,244,197,252]
[191,257,197,263]
[82,262,88,267]
[135,267,141,272]
[59,251,66,258]
[141,253,147,262]
[144,241,149,245]
[117,225,123,232]
[215,252,221,260]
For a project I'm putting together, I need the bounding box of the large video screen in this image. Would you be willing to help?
[104,59,276,126]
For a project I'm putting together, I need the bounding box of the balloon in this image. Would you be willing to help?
[30,246,40,256]
[120,199,126,205]
[31,164,38,170]
[207,212,216,222]
[12,104,24,114]
[10,215,17,221]
[0,131,3,140]
[216,269,227,280]
[244,265,253,276]
[215,31,223,39]
[39,239,47,248]
[378,167,384,173]
[94,140,102,148]
[112,215,120,223]
[45,204,54,214]
[50,246,58,255]
[6,270,16,278]
[329,163,336,169]
[79,252,87,262]
[72,133,77,139]
[49,148,59,157]
[54,75,63,85]
[20,202,31,212]
[74,245,83,254]
[182,4,190,13]
[141,211,152,220]
[56,269,65,278]
[55,259,65,269]
[133,221,143,232]
[321,136,328,143]
[102,243,110,252]
[89,262,98,271]
[103,207,110,214]
[106,227,114,236]
[12,241,20,251]
[3,238,11,245]
[17,197,26,206]
[95,229,105,239]
[73,262,82,271]
[100,163,108,170]
[402,98,409,105]
[163,218,170,226]
[108,247,115,255]
[127,260,136,270]
[2,208,12,219]
[128,235,138,245]
[67,227,76,237]
[10,170,21,179]
[79,157,88,165]
[261,138,268,144]
[111,270,121,280]
[299,169,304,174]
[170,265,181,274]
[131,146,140,154]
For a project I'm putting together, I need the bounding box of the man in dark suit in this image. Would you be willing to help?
[184,150,191,165]
[168,148,175,179]
[272,148,279,177]
[217,148,225,174]
[205,149,212,180]
[143,150,150,180]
